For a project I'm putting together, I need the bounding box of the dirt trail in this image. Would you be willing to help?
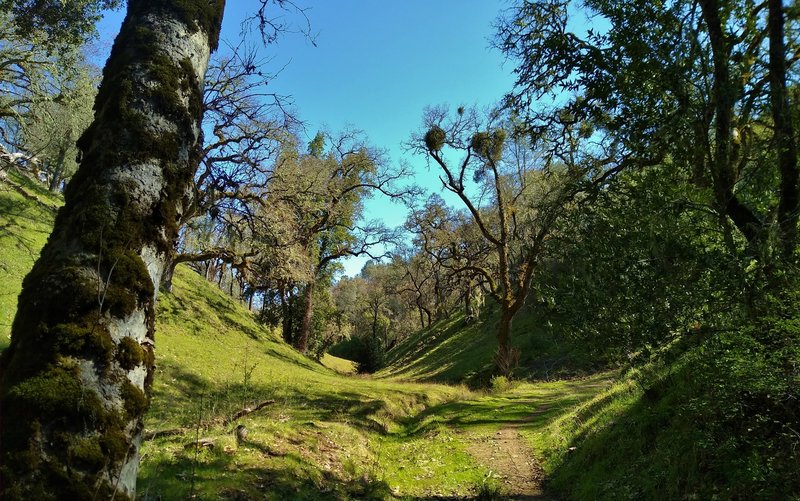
[467,425,548,500]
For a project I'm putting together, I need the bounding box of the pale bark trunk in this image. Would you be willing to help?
[48,145,68,192]
[0,1,223,499]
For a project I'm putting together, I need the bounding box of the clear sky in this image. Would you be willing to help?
[97,1,516,276]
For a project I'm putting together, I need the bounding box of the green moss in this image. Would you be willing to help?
[100,429,129,464]
[50,321,114,368]
[7,364,84,415]
[161,0,226,50]
[67,435,105,469]
[120,380,148,419]
[0,3,223,494]
[98,248,153,318]
[116,337,144,371]
[69,23,203,257]
[142,343,155,369]
[19,264,99,325]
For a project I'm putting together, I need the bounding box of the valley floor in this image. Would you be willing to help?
[139,369,611,500]
[0,176,613,499]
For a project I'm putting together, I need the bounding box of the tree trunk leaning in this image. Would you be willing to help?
[0,1,224,499]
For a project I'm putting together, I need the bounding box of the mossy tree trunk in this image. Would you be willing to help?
[279,283,295,344]
[295,280,315,352]
[495,299,521,377]
[0,1,224,499]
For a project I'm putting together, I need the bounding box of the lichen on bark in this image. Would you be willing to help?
[0,1,224,498]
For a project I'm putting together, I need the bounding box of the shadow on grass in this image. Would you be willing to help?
[400,378,607,438]
[385,314,495,384]
[138,436,394,500]
[139,434,547,500]
[148,360,399,437]
[0,187,54,261]
[547,356,800,501]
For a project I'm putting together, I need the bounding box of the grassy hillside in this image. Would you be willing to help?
[381,304,597,385]
[140,265,488,499]
[0,171,61,349]
[142,272,610,499]
[7,172,787,499]
[0,173,612,499]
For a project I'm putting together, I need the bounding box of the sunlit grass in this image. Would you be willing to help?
[140,266,496,498]
[0,179,615,499]
[0,171,61,350]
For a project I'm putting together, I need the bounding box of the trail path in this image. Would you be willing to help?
[466,423,548,500]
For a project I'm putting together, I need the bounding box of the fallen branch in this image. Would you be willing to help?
[184,438,215,450]
[223,400,276,426]
[143,428,188,441]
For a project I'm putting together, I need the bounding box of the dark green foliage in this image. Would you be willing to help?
[328,335,386,374]
[548,313,799,499]
[538,166,735,360]
[0,0,122,47]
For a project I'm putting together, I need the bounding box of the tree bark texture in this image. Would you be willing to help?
[279,284,294,344]
[0,1,223,499]
[295,281,315,352]
[767,0,799,259]
[495,302,518,377]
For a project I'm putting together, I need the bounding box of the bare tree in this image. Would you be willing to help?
[413,106,580,376]
[161,44,298,291]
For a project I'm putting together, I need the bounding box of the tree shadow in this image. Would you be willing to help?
[0,185,54,261]
[138,434,395,500]
[399,378,607,438]
[161,281,264,341]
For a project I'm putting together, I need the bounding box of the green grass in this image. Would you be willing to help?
[141,266,494,498]
[320,353,357,374]
[524,334,800,500]
[0,171,61,350]
[0,174,615,499]
[380,304,597,386]
[139,267,612,499]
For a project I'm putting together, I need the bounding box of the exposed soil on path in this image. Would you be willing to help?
[467,425,548,500]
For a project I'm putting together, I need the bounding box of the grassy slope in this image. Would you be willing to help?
[146,271,612,499]
[25,173,767,501]
[7,172,768,500]
[0,174,611,499]
[142,266,486,499]
[4,174,793,499]
[0,171,61,349]
[380,303,596,385]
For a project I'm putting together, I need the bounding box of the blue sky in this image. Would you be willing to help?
[97,2,516,276]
